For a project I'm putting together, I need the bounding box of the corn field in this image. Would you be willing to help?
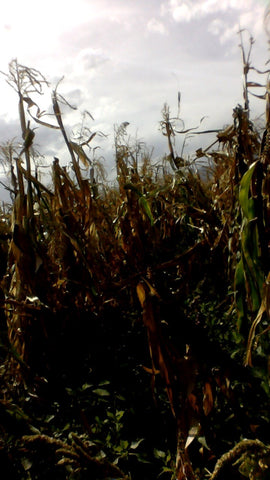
[1,34,270,480]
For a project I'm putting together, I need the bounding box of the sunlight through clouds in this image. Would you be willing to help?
[0,0,269,173]
[0,0,107,63]
[161,0,264,24]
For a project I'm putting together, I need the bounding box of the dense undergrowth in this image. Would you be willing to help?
[1,33,270,479]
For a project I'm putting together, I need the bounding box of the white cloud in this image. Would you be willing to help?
[75,48,110,74]
[239,8,265,37]
[219,24,239,45]
[161,0,263,24]
[208,18,225,36]
[208,17,239,45]
[207,3,265,48]
[147,18,168,34]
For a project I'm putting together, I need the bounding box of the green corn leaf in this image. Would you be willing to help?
[139,196,154,226]
[242,258,261,312]
[124,183,154,225]
[239,161,258,220]
[241,222,264,311]
[234,257,246,328]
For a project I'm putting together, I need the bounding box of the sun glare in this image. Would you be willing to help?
[0,0,104,66]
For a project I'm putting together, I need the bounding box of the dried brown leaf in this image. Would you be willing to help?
[203,382,214,416]
[136,283,146,307]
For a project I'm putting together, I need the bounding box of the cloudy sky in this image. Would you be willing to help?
[0,0,269,190]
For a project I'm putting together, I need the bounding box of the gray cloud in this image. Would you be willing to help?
[0,116,21,143]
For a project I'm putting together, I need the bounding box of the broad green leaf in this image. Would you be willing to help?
[198,436,210,450]
[120,439,129,450]
[139,196,154,226]
[234,258,246,327]
[130,438,144,450]
[115,394,126,402]
[158,466,174,477]
[241,222,263,311]
[239,161,257,220]
[92,388,110,396]
[21,457,33,471]
[82,383,93,390]
[154,448,166,459]
[261,380,270,396]
[115,410,125,421]
[243,263,261,312]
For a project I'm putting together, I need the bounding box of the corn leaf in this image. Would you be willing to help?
[245,301,266,366]
[203,382,213,416]
[139,196,154,226]
[239,161,257,220]
[234,258,246,328]
[136,283,146,307]
[241,222,264,311]
[69,141,90,167]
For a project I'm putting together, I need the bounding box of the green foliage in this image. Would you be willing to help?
[235,161,265,334]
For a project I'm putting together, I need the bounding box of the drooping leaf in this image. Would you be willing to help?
[23,95,59,129]
[142,365,160,375]
[130,438,144,450]
[69,141,90,167]
[197,436,210,450]
[246,81,264,87]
